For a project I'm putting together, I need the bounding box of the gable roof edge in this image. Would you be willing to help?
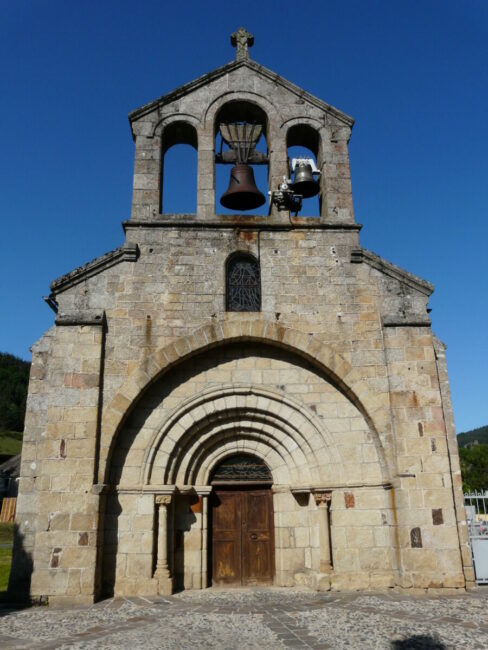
[50,243,139,294]
[128,60,354,128]
[351,248,434,296]
[248,61,354,127]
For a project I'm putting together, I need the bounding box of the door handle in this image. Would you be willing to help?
[250,533,258,540]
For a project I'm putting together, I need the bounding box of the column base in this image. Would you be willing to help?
[155,568,173,596]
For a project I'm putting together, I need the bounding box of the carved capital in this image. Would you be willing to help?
[155,495,172,506]
[313,491,332,507]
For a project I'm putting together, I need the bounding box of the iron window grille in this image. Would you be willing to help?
[226,253,261,312]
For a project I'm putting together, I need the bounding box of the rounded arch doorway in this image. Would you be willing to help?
[210,454,275,586]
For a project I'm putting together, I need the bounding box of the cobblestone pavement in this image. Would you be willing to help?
[1,588,487,649]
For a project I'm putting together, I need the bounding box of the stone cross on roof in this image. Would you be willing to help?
[231,27,254,61]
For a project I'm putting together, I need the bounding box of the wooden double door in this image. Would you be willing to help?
[211,487,274,586]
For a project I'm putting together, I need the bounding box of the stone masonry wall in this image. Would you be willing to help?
[27,322,105,603]
[12,54,472,602]
[29,224,468,598]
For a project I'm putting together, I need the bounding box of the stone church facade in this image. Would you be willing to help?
[11,30,473,604]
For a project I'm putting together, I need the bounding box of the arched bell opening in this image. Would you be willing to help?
[287,124,321,217]
[214,101,269,216]
[161,121,198,214]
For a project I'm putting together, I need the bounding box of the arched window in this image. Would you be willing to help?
[226,253,261,312]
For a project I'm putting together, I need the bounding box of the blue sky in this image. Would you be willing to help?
[1,1,487,432]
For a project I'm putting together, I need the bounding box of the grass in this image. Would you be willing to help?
[0,429,23,456]
[0,523,13,594]
[0,523,14,544]
[0,548,11,592]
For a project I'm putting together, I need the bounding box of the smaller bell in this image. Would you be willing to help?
[291,161,320,199]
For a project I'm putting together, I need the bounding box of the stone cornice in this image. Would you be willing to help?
[129,59,354,130]
[382,314,431,328]
[55,310,105,327]
[50,244,139,294]
[351,248,434,296]
[123,218,362,232]
[290,481,392,493]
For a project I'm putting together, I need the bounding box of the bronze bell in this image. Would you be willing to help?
[291,161,320,199]
[220,163,266,211]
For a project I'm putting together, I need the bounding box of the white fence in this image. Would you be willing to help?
[464,492,488,584]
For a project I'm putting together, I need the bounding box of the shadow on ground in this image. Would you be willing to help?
[0,524,32,617]
[392,634,446,649]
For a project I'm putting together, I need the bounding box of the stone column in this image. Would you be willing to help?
[195,486,212,589]
[314,491,333,573]
[154,493,174,595]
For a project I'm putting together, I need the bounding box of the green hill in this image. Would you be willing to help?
[457,425,488,492]
[0,352,30,457]
[457,425,488,448]
[0,430,23,457]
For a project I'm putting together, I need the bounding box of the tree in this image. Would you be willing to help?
[0,353,30,432]
[459,444,488,493]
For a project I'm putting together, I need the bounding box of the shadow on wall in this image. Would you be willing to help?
[4,524,33,613]
[391,635,447,649]
[173,494,197,593]
[101,494,121,598]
